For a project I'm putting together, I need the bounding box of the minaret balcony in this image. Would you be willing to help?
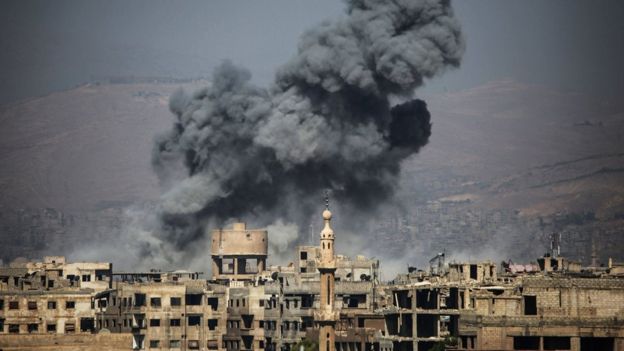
[314,310,340,321]
[317,261,336,270]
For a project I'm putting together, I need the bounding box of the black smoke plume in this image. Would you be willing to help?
[152,0,464,253]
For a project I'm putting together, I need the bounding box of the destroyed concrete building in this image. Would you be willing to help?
[0,257,129,351]
[1,211,624,351]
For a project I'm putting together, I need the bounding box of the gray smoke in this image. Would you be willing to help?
[152,0,464,254]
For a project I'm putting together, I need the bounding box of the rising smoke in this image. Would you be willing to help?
[150,0,465,264]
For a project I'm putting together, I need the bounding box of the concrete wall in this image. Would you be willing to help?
[0,333,132,350]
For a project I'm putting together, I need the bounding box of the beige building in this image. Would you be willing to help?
[2,221,624,351]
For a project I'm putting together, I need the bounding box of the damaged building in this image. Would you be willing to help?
[1,213,624,351]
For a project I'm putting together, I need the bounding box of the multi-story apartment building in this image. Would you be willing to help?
[1,218,624,351]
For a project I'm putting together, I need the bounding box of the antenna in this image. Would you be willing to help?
[324,189,330,210]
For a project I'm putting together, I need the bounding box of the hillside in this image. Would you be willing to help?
[0,79,622,269]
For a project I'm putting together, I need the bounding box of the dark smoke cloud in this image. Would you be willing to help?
[152,0,464,253]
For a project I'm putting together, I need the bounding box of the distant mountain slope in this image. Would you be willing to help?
[0,81,205,212]
[0,79,623,267]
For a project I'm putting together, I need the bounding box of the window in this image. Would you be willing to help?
[27,323,38,333]
[47,324,56,333]
[543,337,570,350]
[207,340,219,350]
[82,274,91,282]
[149,340,160,348]
[9,301,18,310]
[170,340,181,348]
[207,297,218,311]
[150,297,161,307]
[171,297,181,307]
[80,318,95,332]
[185,294,202,306]
[259,300,264,307]
[27,301,37,310]
[208,319,218,331]
[134,294,146,306]
[149,319,160,327]
[65,323,75,334]
[47,301,57,309]
[300,251,308,260]
[0,299,3,309]
[170,319,181,327]
[188,315,201,326]
[66,301,75,309]
[513,336,539,350]
[524,296,537,315]
[188,340,200,350]
[9,324,19,334]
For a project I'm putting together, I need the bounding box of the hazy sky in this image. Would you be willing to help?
[1,0,623,105]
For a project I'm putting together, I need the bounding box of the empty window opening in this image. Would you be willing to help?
[300,251,308,260]
[66,301,75,309]
[9,301,19,309]
[221,258,234,274]
[524,295,537,315]
[399,314,413,337]
[188,315,202,326]
[9,324,20,334]
[80,318,95,332]
[514,336,540,350]
[149,340,160,349]
[47,301,56,309]
[170,319,181,327]
[240,258,258,274]
[394,290,412,309]
[46,324,56,333]
[580,337,614,351]
[95,269,109,281]
[134,294,146,306]
[170,297,182,306]
[417,289,438,309]
[27,301,37,310]
[447,287,459,309]
[208,319,218,330]
[417,314,438,338]
[301,294,314,308]
[343,294,367,308]
[27,323,38,333]
[186,294,202,305]
[150,297,161,307]
[207,297,218,311]
[470,265,478,280]
[242,315,254,329]
[544,337,571,350]
[149,319,160,327]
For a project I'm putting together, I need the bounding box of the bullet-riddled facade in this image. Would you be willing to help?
[2,223,624,351]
